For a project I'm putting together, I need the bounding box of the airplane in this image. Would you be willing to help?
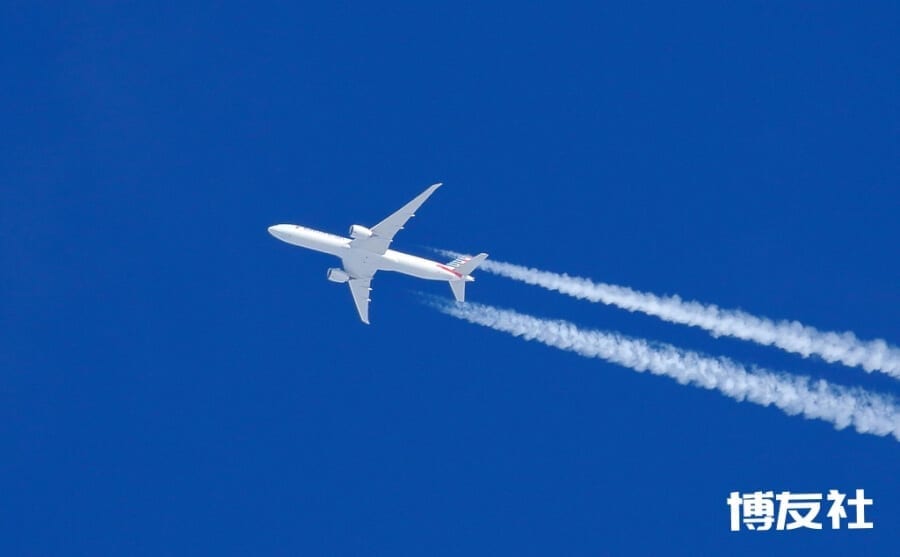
[268,183,488,324]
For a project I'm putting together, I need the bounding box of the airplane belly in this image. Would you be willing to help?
[342,249,381,279]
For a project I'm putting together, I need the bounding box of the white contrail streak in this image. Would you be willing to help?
[439,250,900,379]
[432,300,900,441]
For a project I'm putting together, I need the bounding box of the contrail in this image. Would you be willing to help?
[439,250,900,379]
[431,300,900,441]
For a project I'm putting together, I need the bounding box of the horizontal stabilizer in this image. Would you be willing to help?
[449,280,466,302]
[447,253,488,276]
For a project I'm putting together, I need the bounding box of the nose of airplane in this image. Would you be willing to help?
[268,224,288,239]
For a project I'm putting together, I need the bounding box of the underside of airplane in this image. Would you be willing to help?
[269,183,487,323]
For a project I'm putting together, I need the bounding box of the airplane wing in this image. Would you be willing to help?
[351,183,442,254]
[348,278,372,324]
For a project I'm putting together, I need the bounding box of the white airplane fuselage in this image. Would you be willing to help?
[268,183,487,323]
[267,224,470,283]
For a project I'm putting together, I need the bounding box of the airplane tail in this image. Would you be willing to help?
[449,281,466,302]
[445,253,488,276]
[446,253,488,302]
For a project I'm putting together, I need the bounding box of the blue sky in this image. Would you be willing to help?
[2,2,898,555]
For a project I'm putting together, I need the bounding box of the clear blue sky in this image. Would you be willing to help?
[2,3,898,555]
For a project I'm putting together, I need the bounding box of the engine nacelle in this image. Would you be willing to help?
[326,267,350,283]
[348,224,373,239]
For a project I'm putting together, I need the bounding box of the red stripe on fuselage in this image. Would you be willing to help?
[436,264,463,278]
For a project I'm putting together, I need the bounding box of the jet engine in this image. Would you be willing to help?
[326,268,350,283]
[348,224,373,239]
